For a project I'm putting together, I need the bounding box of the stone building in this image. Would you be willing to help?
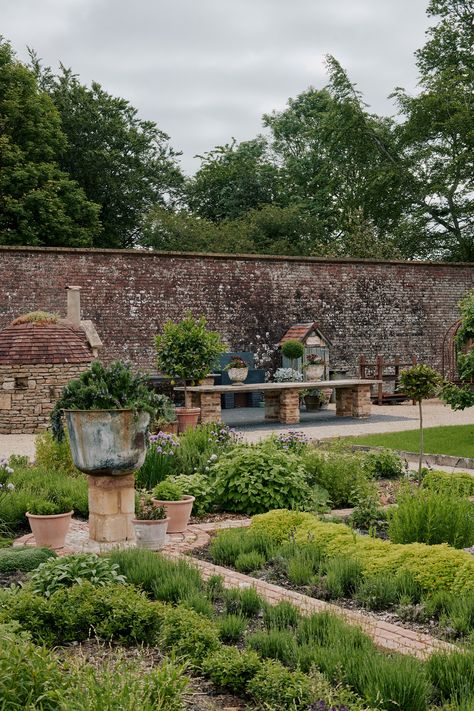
[0,287,101,434]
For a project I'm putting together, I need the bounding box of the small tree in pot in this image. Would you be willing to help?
[155,314,225,432]
[281,339,304,371]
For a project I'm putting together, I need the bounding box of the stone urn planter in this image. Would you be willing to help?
[305,364,325,381]
[152,495,195,533]
[175,408,201,433]
[132,517,170,550]
[228,367,249,385]
[64,408,150,550]
[26,510,73,550]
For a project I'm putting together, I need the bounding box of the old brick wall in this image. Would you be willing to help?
[0,246,472,375]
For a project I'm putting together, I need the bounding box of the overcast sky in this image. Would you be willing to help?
[3,0,430,174]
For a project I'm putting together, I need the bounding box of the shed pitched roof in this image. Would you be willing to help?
[0,322,94,365]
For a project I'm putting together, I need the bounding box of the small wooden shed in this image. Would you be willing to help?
[279,323,331,377]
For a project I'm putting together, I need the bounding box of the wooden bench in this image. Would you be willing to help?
[175,379,381,425]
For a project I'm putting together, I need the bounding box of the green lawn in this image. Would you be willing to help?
[347,424,474,459]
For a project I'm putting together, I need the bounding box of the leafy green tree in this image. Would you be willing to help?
[0,40,101,247]
[393,0,474,260]
[186,138,279,222]
[442,289,474,409]
[31,57,184,249]
[400,365,443,477]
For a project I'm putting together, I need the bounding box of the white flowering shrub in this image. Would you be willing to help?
[272,368,304,382]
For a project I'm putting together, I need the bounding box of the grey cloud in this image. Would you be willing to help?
[2,0,429,173]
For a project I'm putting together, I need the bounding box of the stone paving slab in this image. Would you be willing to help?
[14,516,454,660]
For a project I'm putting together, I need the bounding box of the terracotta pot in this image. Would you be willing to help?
[228,367,248,385]
[152,495,195,533]
[132,517,169,550]
[305,364,324,380]
[64,409,150,476]
[176,407,200,433]
[304,395,323,412]
[26,510,73,549]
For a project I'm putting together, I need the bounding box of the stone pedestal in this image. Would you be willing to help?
[87,474,135,551]
[264,390,280,421]
[199,391,221,423]
[279,389,300,424]
[352,384,372,418]
[336,388,353,417]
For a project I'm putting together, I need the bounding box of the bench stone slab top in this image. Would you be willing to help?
[175,379,381,393]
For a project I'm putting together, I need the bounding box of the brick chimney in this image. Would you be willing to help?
[66,286,82,326]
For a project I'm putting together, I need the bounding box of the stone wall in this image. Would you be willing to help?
[0,246,473,375]
[0,362,90,434]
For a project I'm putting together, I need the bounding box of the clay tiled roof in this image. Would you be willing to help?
[279,323,315,345]
[0,322,94,365]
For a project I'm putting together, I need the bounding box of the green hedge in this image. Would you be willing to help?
[422,469,474,498]
[251,510,474,595]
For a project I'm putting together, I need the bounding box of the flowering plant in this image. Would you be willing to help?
[149,431,179,455]
[274,431,308,454]
[225,356,248,370]
[135,431,179,490]
[0,457,15,535]
[135,493,167,520]
[272,368,304,382]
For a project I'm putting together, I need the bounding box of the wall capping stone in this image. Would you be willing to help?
[0,244,472,269]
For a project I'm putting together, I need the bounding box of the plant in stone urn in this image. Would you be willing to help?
[26,496,74,550]
[303,354,325,381]
[50,361,161,550]
[155,313,225,432]
[225,356,249,385]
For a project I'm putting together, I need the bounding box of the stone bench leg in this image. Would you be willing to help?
[279,389,300,424]
[88,474,135,548]
[200,391,222,424]
[264,390,280,421]
[336,388,353,417]
[352,384,372,417]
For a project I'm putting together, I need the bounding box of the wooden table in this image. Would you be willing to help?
[175,379,382,425]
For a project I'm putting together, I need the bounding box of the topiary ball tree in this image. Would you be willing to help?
[281,339,304,371]
[155,313,225,401]
[400,364,443,478]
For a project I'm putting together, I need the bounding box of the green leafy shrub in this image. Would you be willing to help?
[251,510,474,595]
[158,604,220,668]
[247,628,299,667]
[51,360,162,441]
[152,479,184,501]
[0,546,56,574]
[202,646,261,694]
[422,469,474,498]
[359,652,430,711]
[171,473,215,516]
[223,586,262,617]
[355,574,400,611]
[109,548,203,603]
[302,449,368,508]
[29,554,125,597]
[263,601,300,630]
[286,552,317,586]
[447,592,474,636]
[363,448,404,479]
[174,422,238,476]
[27,496,73,515]
[212,442,311,514]
[247,658,313,710]
[388,487,474,548]
[235,550,266,573]
[217,613,248,642]
[181,590,214,618]
[428,650,474,706]
[209,526,275,567]
[349,479,386,531]
[324,556,363,599]
[35,431,80,476]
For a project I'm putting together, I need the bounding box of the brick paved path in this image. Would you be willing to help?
[15,517,453,660]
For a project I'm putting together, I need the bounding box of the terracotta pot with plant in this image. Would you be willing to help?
[155,313,225,433]
[225,356,249,385]
[26,496,73,549]
[302,388,329,412]
[133,493,169,550]
[152,479,195,533]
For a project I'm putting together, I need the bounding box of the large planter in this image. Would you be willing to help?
[305,364,324,381]
[152,495,195,533]
[64,409,150,476]
[176,407,200,433]
[26,510,73,549]
[304,395,324,412]
[228,367,248,385]
[132,517,170,550]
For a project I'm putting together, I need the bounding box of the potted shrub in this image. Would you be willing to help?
[155,314,225,432]
[132,493,169,550]
[302,388,329,412]
[51,361,160,474]
[151,393,178,435]
[272,368,304,382]
[225,356,249,385]
[26,496,73,549]
[152,479,195,533]
[303,354,325,381]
